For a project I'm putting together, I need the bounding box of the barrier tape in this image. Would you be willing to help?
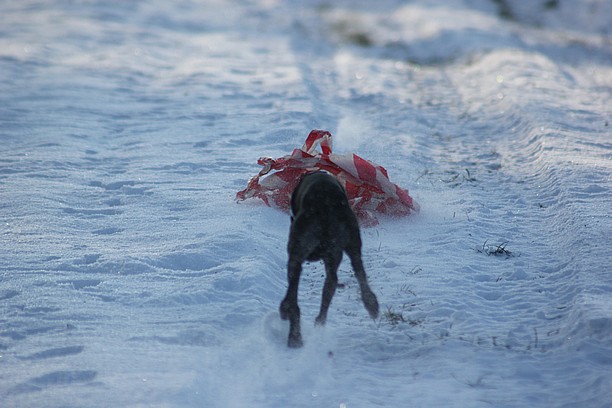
[236,129,418,226]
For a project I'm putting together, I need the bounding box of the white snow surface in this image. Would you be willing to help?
[1,0,611,407]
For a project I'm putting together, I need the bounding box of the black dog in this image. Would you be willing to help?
[279,171,379,348]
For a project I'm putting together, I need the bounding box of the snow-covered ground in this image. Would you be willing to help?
[1,0,610,407]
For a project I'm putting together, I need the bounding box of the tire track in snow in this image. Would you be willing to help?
[449,47,611,331]
[442,45,612,405]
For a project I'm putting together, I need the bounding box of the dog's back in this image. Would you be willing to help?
[290,172,359,259]
[292,171,349,213]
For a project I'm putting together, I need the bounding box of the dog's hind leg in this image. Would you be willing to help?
[281,218,319,348]
[280,257,303,348]
[346,247,379,320]
[315,250,342,326]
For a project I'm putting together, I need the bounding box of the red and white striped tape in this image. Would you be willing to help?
[236,129,418,226]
